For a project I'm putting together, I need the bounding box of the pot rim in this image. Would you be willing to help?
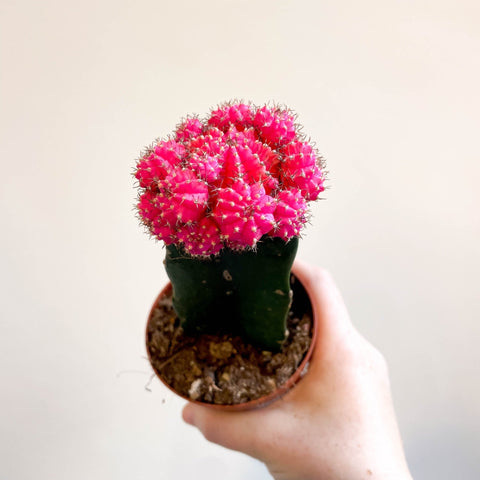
[145,265,318,411]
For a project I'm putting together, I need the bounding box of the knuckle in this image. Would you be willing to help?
[367,344,389,374]
[348,336,390,374]
[195,415,220,444]
[200,422,219,444]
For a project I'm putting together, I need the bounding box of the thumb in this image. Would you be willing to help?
[292,261,360,378]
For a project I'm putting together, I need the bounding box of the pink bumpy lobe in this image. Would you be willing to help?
[138,191,176,244]
[151,221,177,245]
[244,133,279,172]
[176,217,223,256]
[253,106,296,147]
[184,130,226,184]
[281,141,325,200]
[219,146,244,187]
[154,141,186,165]
[175,117,203,142]
[216,128,280,192]
[135,140,185,189]
[208,103,254,131]
[186,153,222,183]
[138,190,161,224]
[186,128,226,157]
[212,180,276,248]
[274,189,308,240]
[226,126,258,144]
[156,169,209,225]
[236,143,278,192]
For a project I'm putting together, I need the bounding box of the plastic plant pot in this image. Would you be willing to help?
[145,265,318,411]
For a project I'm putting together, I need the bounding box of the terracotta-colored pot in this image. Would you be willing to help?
[145,266,318,411]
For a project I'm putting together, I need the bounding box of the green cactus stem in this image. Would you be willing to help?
[165,236,298,352]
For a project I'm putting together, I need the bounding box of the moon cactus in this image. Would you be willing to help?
[135,101,326,351]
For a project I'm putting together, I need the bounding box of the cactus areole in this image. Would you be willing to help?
[135,102,325,351]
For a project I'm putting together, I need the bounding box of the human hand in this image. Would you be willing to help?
[182,261,413,480]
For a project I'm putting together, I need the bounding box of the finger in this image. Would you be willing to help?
[293,260,354,340]
[182,402,265,457]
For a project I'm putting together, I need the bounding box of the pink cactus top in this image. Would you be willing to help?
[135,102,325,256]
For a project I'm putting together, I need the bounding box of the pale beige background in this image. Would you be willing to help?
[1,0,479,479]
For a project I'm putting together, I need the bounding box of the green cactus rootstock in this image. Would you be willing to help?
[165,237,298,352]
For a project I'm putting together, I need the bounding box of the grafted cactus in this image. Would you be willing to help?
[135,101,325,351]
